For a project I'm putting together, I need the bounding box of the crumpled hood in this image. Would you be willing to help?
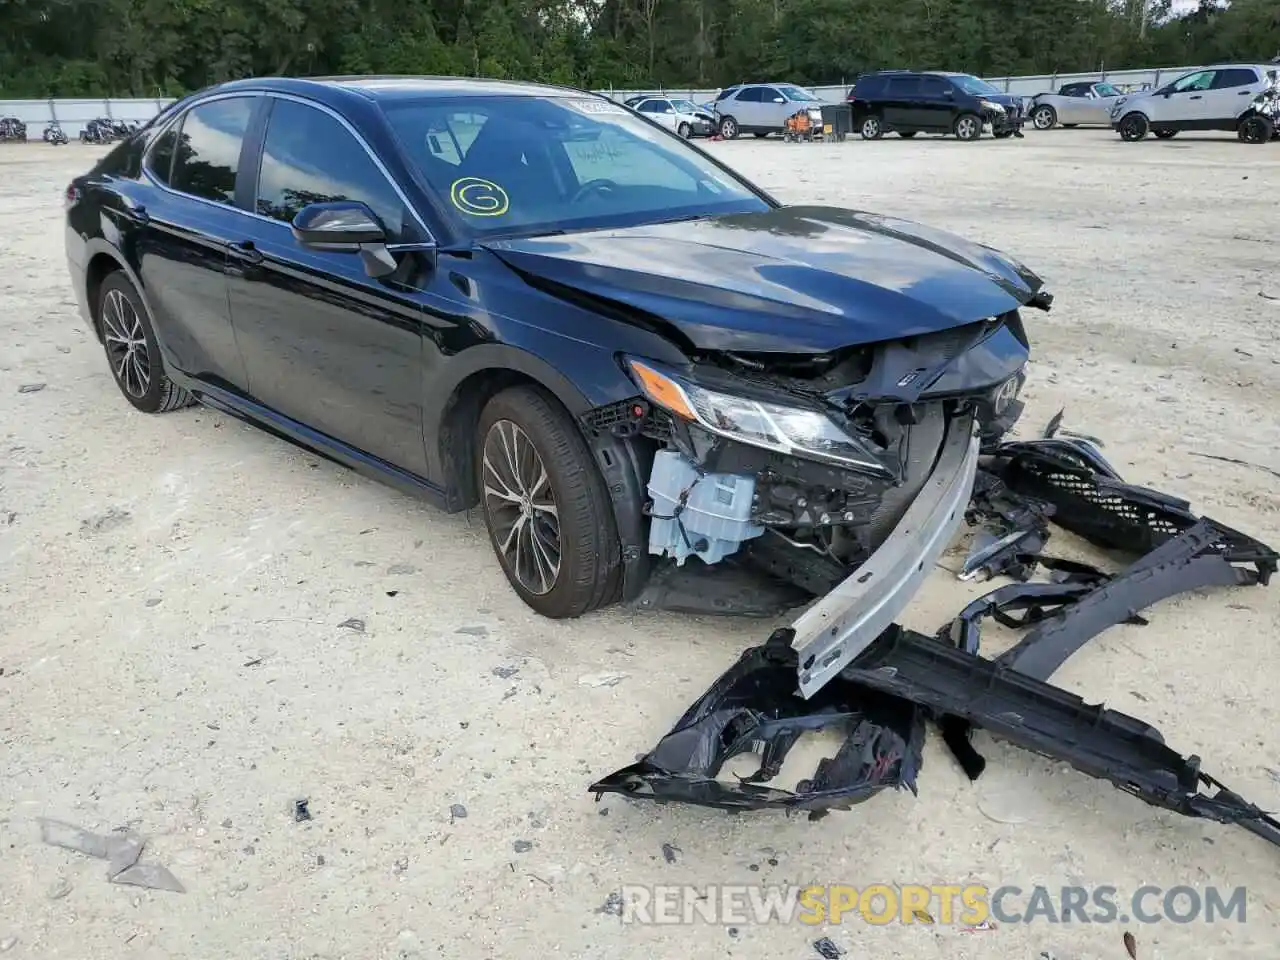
[484,205,1047,353]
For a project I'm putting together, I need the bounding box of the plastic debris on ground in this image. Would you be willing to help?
[38,818,185,893]
[591,414,1280,852]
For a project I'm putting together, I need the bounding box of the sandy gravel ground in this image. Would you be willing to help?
[1,130,1278,960]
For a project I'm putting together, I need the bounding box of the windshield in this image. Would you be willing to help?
[381,96,768,240]
[672,99,701,113]
[1095,83,1121,97]
[952,74,1001,96]
[779,85,819,101]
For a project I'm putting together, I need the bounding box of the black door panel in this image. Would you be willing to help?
[227,96,432,476]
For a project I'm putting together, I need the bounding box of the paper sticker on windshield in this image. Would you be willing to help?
[450,177,510,217]
[566,99,628,116]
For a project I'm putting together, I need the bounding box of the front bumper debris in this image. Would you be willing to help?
[789,414,979,698]
[591,414,1280,852]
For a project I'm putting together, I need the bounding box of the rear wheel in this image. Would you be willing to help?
[677,121,691,138]
[1031,104,1057,130]
[477,386,620,619]
[1154,129,1178,139]
[718,115,739,139]
[860,115,883,140]
[1118,112,1148,141]
[97,271,192,414]
[1238,114,1274,144]
[954,113,982,140]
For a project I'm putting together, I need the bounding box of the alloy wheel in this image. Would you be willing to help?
[861,117,880,139]
[956,116,979,140]
[482,419,561,596]
[101,288,151,399]
[1032,106,1055,130]
[1240,116,1269,144]
[719,117,737,138]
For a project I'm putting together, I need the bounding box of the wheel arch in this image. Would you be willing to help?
[80,239,150,343]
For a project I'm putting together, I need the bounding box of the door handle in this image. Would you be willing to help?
[228,240,264,264]
[1238,90,1251,95]
[1189,95,1202,100]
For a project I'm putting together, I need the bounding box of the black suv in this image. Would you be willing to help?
[848,70,1025,141]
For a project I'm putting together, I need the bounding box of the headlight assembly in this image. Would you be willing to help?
[625,357,891,476]
[980,100,1006,113]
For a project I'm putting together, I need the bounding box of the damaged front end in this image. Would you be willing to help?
[584,309,1042,692]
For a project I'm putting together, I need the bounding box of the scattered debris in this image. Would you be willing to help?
[393,855,409,874]
[590,416,1280,852]
[293,799,312,822]
[597,891,625,916]
[578,672,629,687]
[0,936,16,952]
[1124,930,1138,959]
[812,936,845,959]
[492,665,519,679]
[38,818,185,893]
[144,598,162,607]
[911,908,935,923]
[18,382,46,393]
[1189,451,1280,481]
[449,803,468,822]
[1259,290,1279,302]
[387,563,417,575]
[661,842,679,863]
[455,625,489,637]
[46,878,72,900]
[513,840,533,853]
[79,507,131,536]
[962,918,997,933]
[337,618,366,633]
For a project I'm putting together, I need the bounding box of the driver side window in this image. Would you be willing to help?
[561,128,698,193]
[1172,71,1215,93]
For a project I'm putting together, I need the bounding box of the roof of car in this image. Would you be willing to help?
[205,74,603,103]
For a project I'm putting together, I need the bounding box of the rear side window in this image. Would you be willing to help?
[255,98,405,240]
[919,76,948,96]
[854,75,886,98]
[145,125,178,184]
[886,76,922,96]
[170,96,255,205]
[735,87,763,102]
[1213,68,1258,89]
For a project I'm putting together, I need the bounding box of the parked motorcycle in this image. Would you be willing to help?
[80,117,116,144]
[0,116,27,142]
[109,119,139,139]
[43,122,68,145]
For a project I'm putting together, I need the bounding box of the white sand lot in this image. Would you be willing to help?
[1,129,1277,959]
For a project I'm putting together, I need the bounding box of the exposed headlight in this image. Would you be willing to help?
[626,357,890,476]
[980,100,1006,113]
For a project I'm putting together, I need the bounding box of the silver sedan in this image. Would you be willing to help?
[1030,81,1127,130]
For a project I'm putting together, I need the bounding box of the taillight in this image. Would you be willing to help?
[64,184,80,209]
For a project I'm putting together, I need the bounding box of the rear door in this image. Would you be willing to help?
[729,86,764,129]
[131,94,258,389]
[224,94,434,476]
[883,75,923,129]
[1207,67,1263,126]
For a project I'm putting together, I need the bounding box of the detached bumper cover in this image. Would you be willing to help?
[789,414,979,698]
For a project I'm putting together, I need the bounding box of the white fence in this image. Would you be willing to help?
[0,64,1213,140]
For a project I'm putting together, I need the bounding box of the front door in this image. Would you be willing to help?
[1150,70,1218,125]
[225,95,433,477]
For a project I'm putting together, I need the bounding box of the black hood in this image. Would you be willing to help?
[484,206,1048,354]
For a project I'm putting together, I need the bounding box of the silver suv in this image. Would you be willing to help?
[712,83,824,139]
[1111,63,1280,142]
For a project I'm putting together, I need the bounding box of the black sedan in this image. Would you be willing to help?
[65,76,1050,680]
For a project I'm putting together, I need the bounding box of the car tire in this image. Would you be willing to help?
[1031,105,1057,130]
[898,130,917,138]
[677,122,691,138]
[718,115,739,139]
[476,385,620,619]
[96,271,193,414]
[1153,129,1177,139]
[1238,114,1274,144]
[1118,112,1148,141]
[860,115,883,139]
[954,113,982,140]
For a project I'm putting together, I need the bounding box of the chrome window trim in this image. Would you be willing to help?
[139,89,436,244]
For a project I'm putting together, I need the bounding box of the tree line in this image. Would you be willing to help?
[1,0,1276,99]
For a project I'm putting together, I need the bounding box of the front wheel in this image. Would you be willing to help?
[477,386,620,619]
[1238,115,1274,144]
[860,115,883,140]
[677,122,691,139]
[1031,105,1057,130]
[718,115,739,139]
[954,113,982,141]
[1118,112,1148,141]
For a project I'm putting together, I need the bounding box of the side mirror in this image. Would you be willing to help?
[774,97,786,103]
[291,200,386,250]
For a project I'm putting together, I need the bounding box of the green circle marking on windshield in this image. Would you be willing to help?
[450,177,510,217]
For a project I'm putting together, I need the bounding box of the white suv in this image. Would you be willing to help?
[1111,64,1280,143]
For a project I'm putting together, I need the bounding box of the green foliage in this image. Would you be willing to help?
[0,0,1276,98]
